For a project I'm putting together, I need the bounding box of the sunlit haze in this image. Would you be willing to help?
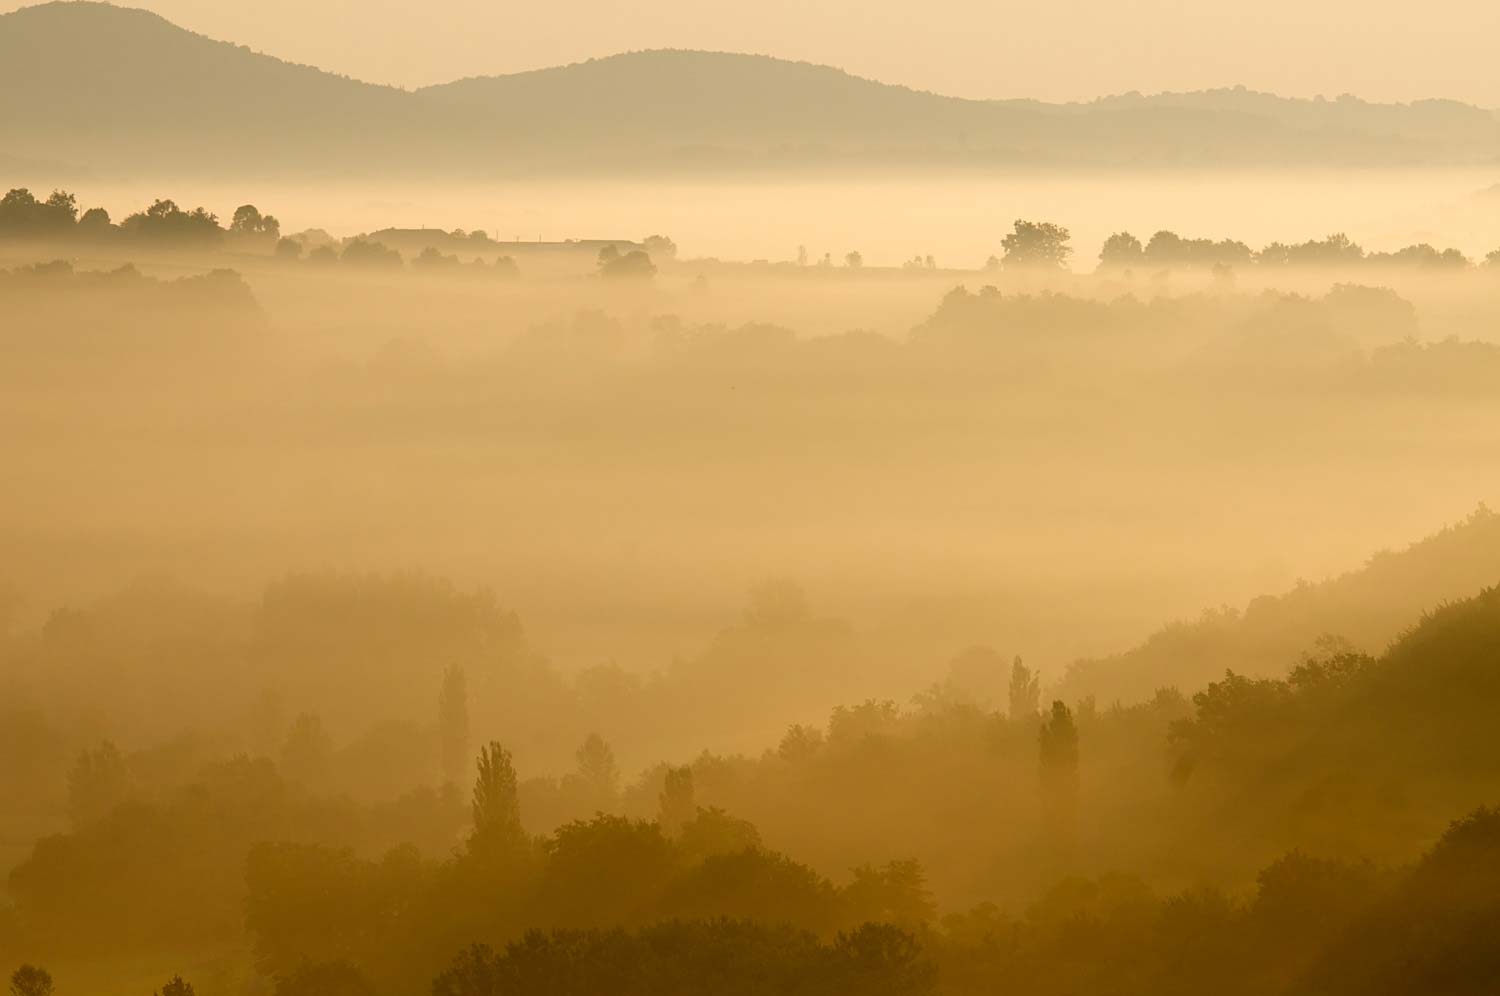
[4,3,1500,996]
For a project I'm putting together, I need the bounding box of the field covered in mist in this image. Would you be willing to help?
[6,5,1500,992]
[5,168,1500,996]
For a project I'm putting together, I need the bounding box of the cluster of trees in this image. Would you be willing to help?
[406,247,521,277]
[0,726,940,992]
[12,786,1500,996]
[1000,220,1074,269]
[16,184,1497,278]
[0,188,523,274]
[0,187,674,281]
[991,217,1499,273]
[266,236,523,277]
[1098,229,1252,269]
[8,246,1500,992]
[0,189,275,249]
[1098,229,1480,271]
[597,244,658,279]
[483,277,1499,401]
[824,223,1495,274]
[7,560,1500,993]
[923,809,1500,996]
[906,280,1500,393]
[0,190,86,239]
[0,260,259,321]
[9,965,204,996]
[431,921,933,996]
[5,512,1496,855]
[1162,583,1500,851]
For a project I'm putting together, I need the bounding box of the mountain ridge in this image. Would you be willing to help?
[3,2,1499,176]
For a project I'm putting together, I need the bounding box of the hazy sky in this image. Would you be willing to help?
[9,0,1500,105]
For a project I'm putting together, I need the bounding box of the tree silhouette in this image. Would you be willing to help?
[1099,231,1144,268]
[536,815,678,926]
[155,976,195,996]
[77,206,112,235]
[1038,700,1080,851]
[1039,700,1079,774]
[598,246,657,279]
[121,199,223,245]
[8,966,53,996]
[273,960,377,996]
[1008,657,1040,720]
[230,204,280,240]
[1143,230,1252,268]
[776,723,824,762]
[642,234,678,260]
[831,922,937,996]
[1001,219,1072,269]
[43,190,77,226]
[414,247,461,270]
[471,741,522,845]
[0,188,78,236]
[1258,232,1365,267]
[340,239,403,267]
[678,805,762,861]
[844,859,936,928]
[576,733,620,801]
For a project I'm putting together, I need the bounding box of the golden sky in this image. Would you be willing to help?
[9,0,1500,105]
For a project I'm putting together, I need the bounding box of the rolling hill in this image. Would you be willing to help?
[1059,505,1500,704]
[0,1,433,173]
[2,1,1499,176]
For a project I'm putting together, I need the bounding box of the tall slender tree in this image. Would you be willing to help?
[1008,657,1041,721]
[471,741,522,847]
[1038,700,1081,855]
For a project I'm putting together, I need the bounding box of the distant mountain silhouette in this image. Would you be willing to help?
[422,51,1500,166]
[3,2,1499,175]
[0,1,432,173]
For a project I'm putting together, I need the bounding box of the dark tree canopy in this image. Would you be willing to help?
[8,966,53,996]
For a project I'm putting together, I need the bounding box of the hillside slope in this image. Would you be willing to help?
[1061,505,1500,704]
[0,1,428,171]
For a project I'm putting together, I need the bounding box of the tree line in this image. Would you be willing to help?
[0,188,667,278]
[10,187,1500,274]
[0,188,276,249]
[994,219,1500,272]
